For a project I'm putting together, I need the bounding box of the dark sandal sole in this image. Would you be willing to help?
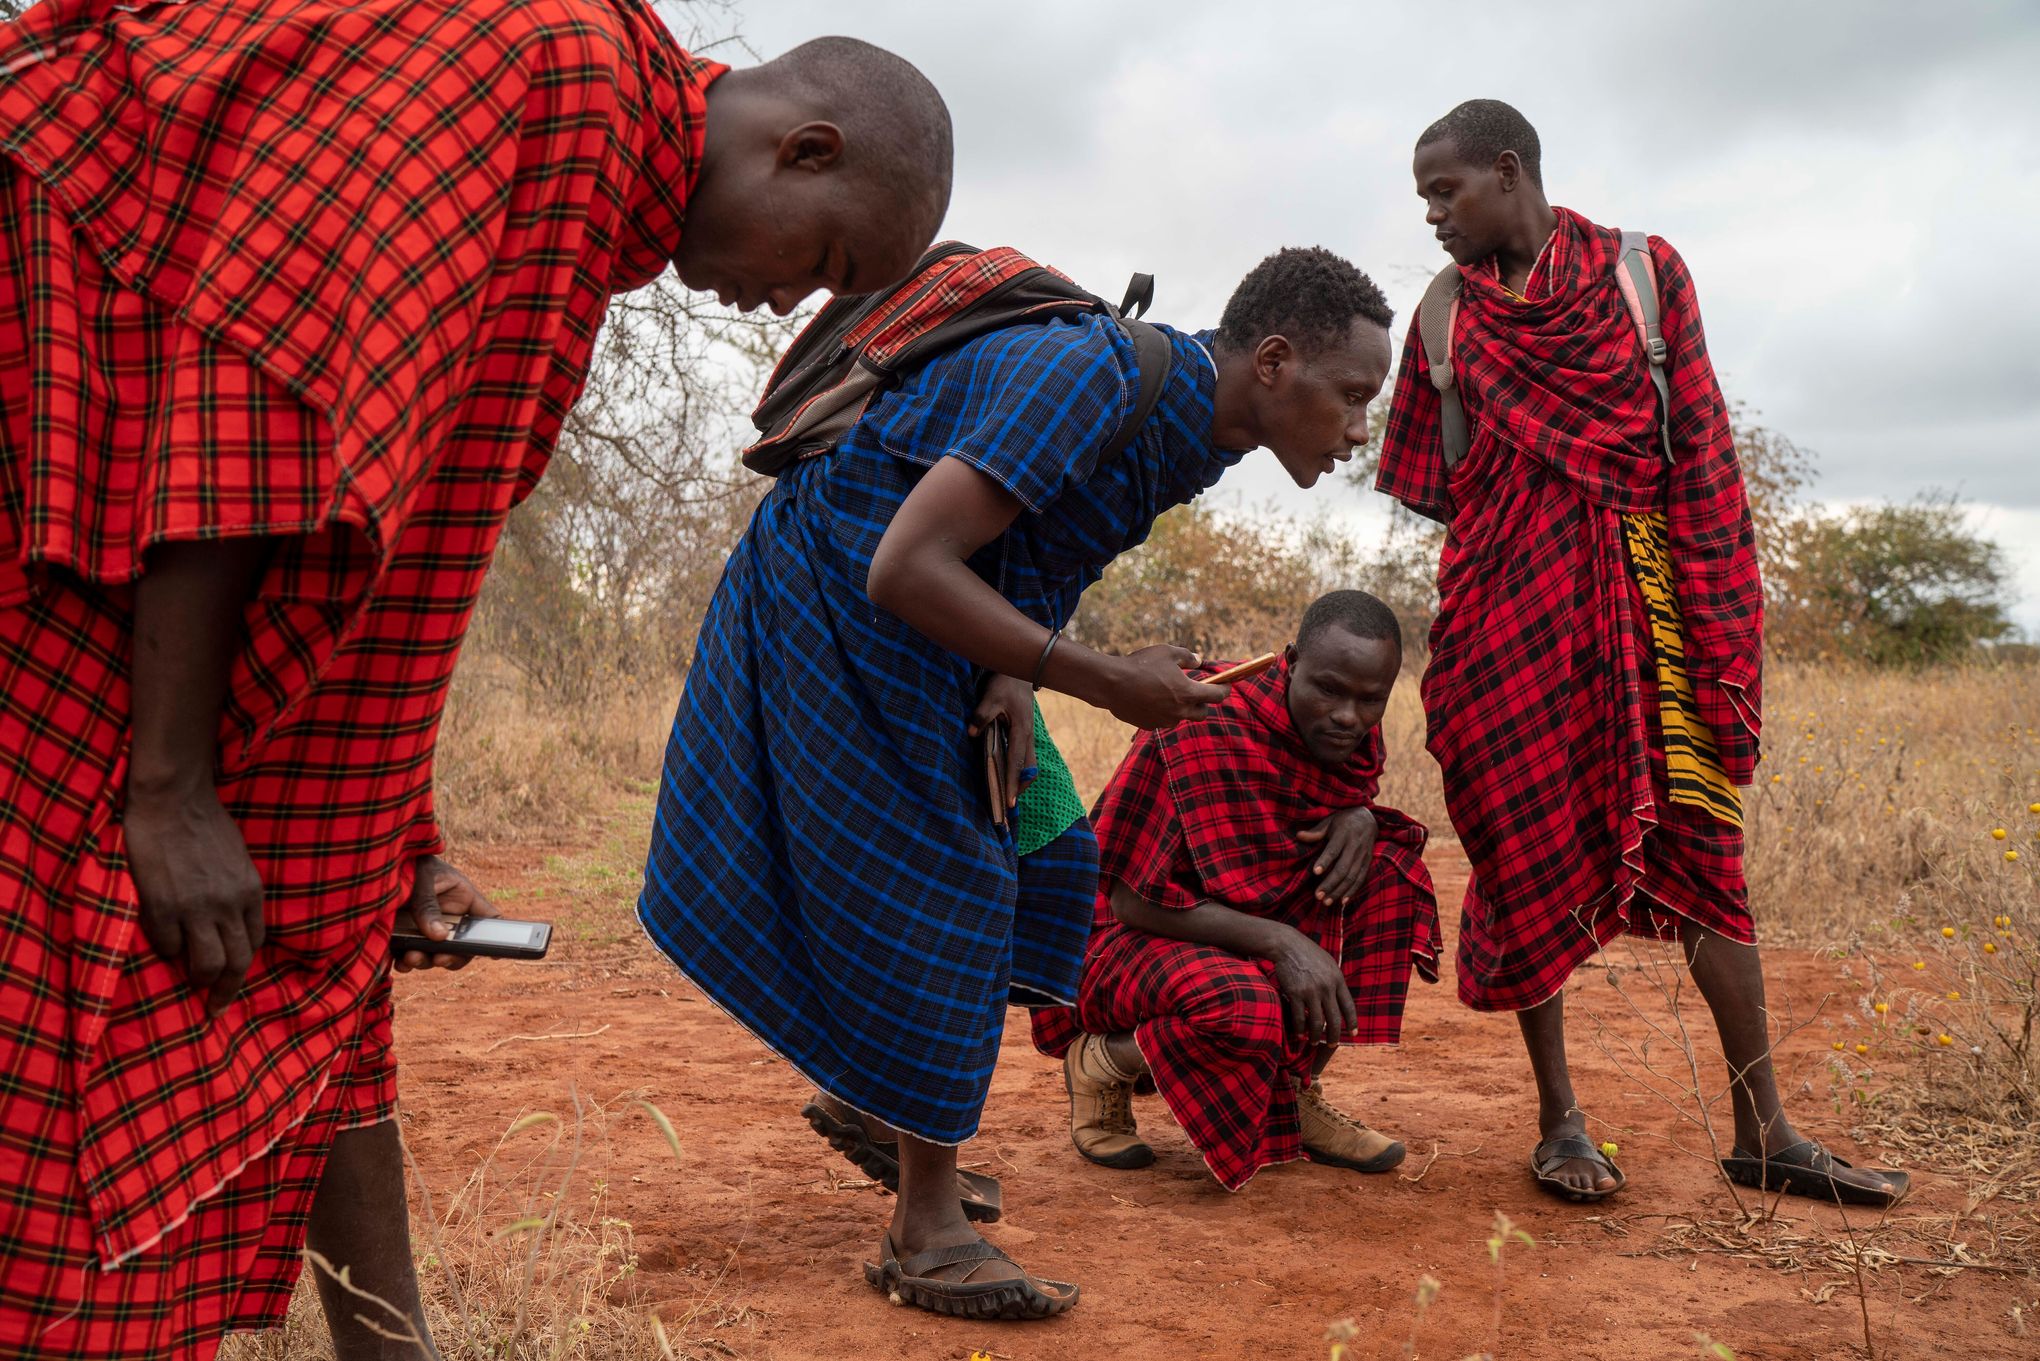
[801,1101,1003,1222]
[863,1257,1078,1320]
[1720,1153,1909,1208]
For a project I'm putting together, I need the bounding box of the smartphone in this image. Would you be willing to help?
[391,913,552,961]
[983,720,1010,828]
[1206,652,1280,685]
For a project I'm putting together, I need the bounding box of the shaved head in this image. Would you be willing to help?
[676,36,953,313]
[759,36,953,235]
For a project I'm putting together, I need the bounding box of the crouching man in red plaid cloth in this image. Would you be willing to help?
[1378,99,1905,1207]
[1031,591,1439,1191]
[0,1,952,1355]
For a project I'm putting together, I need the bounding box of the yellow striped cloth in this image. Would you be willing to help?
[1622,511,1743,829]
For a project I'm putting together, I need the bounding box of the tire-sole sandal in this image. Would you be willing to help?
[1531,1133,1626,1203]
[862,1232,1077,1321]
[1719,1140,1909,1208]
[800,1100,1003,1223]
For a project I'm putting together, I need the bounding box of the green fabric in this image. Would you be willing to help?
[1014,701,1086,855]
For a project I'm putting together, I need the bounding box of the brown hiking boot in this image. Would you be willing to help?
[1063,1035,1154,1170]
[1298,1082,1405,1173]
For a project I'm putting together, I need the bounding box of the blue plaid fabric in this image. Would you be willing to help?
[638,315,1242,1143]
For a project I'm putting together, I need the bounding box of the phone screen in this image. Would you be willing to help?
[447,917,548,949]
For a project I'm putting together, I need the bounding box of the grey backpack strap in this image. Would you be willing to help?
[1418,264,1470,470]
[1616,230,1674,464]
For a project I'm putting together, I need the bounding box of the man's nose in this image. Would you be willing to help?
[767,283,818,315]
[1345,410,1371,448]
[1425,200,1447,226]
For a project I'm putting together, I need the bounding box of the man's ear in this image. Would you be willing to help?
[776,120,846,173]
[1283,642,1298,668]
[1253,334,1294,389]
[1494,149,1521,193]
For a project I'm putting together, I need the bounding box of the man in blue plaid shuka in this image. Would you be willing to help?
[638,246,1398,1319]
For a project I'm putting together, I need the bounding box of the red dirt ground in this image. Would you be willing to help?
[391,839,2034,1361]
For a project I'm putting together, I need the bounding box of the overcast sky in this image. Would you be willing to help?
[697,0,2040,630]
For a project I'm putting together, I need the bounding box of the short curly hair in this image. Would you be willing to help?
[1416,99,1542,188]
[1297,589,1402,654]
[1215,246,1392,356]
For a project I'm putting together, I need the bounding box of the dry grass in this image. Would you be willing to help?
[1738,663,2039,1199]
[432,658,674,851]
[218,1096,749,1361]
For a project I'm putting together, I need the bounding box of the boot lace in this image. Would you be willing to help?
[1301,1083,1361,1132]
[1101,1079,1136,1134]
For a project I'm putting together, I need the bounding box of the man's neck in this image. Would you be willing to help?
[1208,347,1259,452]
[1493,200,1561,294]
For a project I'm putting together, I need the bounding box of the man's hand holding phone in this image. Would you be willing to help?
[394,854,502,972]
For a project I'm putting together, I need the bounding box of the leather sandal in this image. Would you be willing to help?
[1531,1132,1626,1203]
[1719,1139,1908,1208]
[862,1231,1078,1320]
[801,1097,1002,1222]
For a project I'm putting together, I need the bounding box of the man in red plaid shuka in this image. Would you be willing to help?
[0,1,953,1355]
[1032,592,1439,1192]
[1377,100,1904,1207]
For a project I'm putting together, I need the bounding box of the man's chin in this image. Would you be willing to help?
[1275,453,1322,489]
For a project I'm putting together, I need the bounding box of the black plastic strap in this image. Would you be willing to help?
[1118,272,1155,320]
[1100,318,1174,465]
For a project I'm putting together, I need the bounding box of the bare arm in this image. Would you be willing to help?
[124,537,272,1015]
[1108,878,1359,1043]
[867,457,1224,730]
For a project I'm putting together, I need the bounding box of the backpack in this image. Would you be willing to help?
[1417,229,1672,470]
[741,241,1175,477]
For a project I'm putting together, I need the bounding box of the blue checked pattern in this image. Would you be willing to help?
[637,315,1241,1143]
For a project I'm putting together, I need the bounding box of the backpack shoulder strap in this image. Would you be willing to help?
[1418,264,1471,470]
[1614,230,1674,464]
[1118,272,1156,320]
[1098,317,1174,463]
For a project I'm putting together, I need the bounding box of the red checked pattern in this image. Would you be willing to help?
[1031,659,1439,1190]
[1376,207,1761,1013]
[0,0,716,1353]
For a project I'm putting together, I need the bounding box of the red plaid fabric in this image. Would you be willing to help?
[1030,659,1439,1190]
[1376,208,1760,1012]
[849,246,1080,361]
[0,0,716,1352]
[5,977,395,1360]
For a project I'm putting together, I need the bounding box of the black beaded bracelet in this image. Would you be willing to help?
[1030,628,1063,691]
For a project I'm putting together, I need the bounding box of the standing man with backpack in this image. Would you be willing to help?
[1377,99,1906,1207]
[639,244,1397,1319]
[0,0,951,1355]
